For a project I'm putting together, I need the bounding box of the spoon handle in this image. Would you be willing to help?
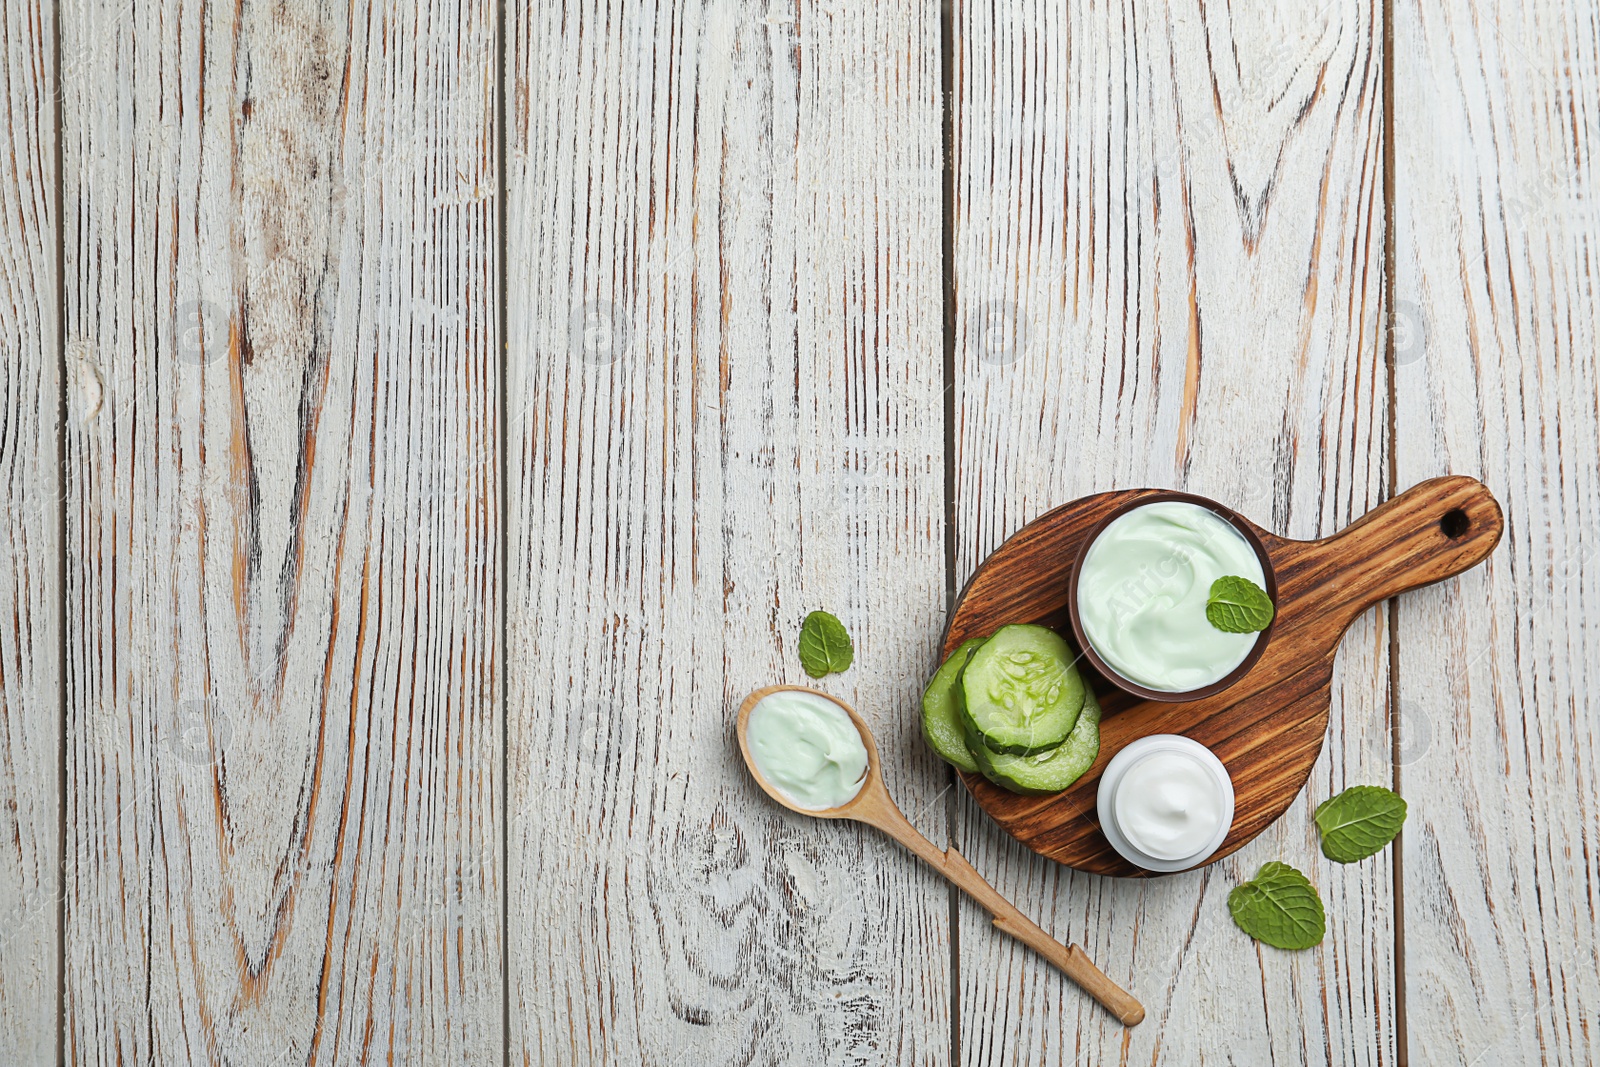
[857,801,1144,1025]
[942,848,1145,1025]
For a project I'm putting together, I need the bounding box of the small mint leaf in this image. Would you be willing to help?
[798,611,854,678]
[1228,861,1326,950]
[1314,785,1407,863]
[1206,575,1275,633]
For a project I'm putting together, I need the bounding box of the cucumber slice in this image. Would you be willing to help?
[959,624,1084,755]
[921,638,986,773]
[972,686,1102,795]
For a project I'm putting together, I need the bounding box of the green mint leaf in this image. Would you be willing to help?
[1228,861,1326,950]
[1314,786,1408,863]
[1206,575,1275,633]
[798,611,854,678]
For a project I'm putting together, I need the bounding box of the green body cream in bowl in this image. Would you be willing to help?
[1068,492,1276,702]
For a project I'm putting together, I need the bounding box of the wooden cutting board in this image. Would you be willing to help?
[944,475,1503,877]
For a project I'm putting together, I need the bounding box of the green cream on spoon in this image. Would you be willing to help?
[744,688,870,810]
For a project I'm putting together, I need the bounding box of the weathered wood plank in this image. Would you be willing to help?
[61,2,501,1062]
[1394,1,1600,1061]
[0,1,59,1061]
[504,2,946,1062]
[951,0,1393,1061]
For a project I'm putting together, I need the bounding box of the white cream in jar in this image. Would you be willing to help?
[1096,735,1234,871]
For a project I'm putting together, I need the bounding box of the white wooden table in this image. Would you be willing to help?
[0,1,1595,1063]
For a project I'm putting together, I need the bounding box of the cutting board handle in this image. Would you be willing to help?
[1298,475,1503,631]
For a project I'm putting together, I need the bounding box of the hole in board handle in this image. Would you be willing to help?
[1440,508,1470,539]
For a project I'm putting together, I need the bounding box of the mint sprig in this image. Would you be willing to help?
[1206,575,1275,633]
[1314,786,1408,863]
[798,610,854,678]
[1227,861,1326,950]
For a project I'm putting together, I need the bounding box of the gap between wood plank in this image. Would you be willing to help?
[53,0,67,1061]
[1381,0,1409,1060]
[496,1,511,1064]
[940,1,961,1063]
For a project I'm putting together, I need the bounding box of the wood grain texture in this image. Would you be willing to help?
[61,2,500,1062]
[951,0,1394,1060]
[0,1,59,1062]
[504,2,946,1063]
[946,476,1501,877]
[1394,0,1600,1061]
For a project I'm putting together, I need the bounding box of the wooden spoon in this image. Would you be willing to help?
[736,684,1146,1026]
